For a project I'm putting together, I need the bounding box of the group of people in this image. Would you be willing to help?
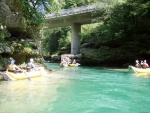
[6,58,37,73]
[60,56,77,66]
[135,60,149,69]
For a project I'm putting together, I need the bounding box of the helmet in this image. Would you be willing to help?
[136,60,139,63]
[9,60,15,64]
[30,58,34,62]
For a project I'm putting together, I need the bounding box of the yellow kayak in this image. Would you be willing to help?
[129,65,150,73]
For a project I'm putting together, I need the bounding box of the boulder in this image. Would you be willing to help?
[2,45,12,53]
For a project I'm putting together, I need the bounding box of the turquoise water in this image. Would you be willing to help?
[0,63,150,113]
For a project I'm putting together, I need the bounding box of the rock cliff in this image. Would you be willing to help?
[0,0,42,70]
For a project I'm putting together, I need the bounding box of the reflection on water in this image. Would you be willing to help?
[0,63,150,113]
[0,76,72,113]
[133,73,150,78]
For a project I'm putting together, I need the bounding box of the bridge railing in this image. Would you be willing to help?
[45,3,107,19]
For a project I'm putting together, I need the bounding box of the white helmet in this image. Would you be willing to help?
[30,58,34,62]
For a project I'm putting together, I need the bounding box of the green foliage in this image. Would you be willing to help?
[42,0,98,54]
[62,0,96,8]
[81,24,99,43]
[0,29,10,41]
[0,30,4,41]
[21,0,44,26]
[41,27,70,54]
[58,34,71,50]
[81,0,150,48]
[42,0,150,55]
[126,0,150,34]
[20,42,30,47]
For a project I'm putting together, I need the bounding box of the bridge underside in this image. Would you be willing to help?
[44,11,103,54]
[45,11,102,29]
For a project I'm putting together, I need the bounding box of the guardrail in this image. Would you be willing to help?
[45,3,108,19]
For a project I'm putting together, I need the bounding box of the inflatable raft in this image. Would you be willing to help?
[2,67,47,81]
[129,65,150,73]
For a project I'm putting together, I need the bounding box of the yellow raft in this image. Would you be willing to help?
[129,65,150,73]
[69,63,80,67]
[3,67,47,80]
[7,71,41,80]
[60,63,80,67]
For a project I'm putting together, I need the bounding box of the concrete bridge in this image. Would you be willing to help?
[44,3,109,54]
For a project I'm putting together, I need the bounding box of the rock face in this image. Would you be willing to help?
[80,47,125,67]
[0,0,25,28]
[0,0,42,70]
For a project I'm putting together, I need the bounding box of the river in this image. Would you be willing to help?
[0,63,150,113]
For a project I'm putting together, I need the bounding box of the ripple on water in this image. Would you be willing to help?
[0,63,150,113]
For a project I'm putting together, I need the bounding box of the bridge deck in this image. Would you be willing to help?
[45,3,108,19]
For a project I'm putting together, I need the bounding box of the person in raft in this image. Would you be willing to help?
[141,60,149,69]
[26,58,37,72]
[66,56,71,64]
[60,58,68,66]
[72,59,76,64]
[6,59,23,73]
[135,60,141,68]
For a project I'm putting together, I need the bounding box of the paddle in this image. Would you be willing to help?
[24,70,31,81]
[21,68,31,81]
[131,66,137,73]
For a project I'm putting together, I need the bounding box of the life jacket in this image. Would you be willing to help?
[26,62,34,72]
[8,64,16,70]
[27,63,32,68]
[141,63,148,69]
[7,64,18,73]
[135,63,140,68]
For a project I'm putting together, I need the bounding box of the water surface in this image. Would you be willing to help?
[0,63,150,113]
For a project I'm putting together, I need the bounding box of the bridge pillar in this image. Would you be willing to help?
[71,23,81,54]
